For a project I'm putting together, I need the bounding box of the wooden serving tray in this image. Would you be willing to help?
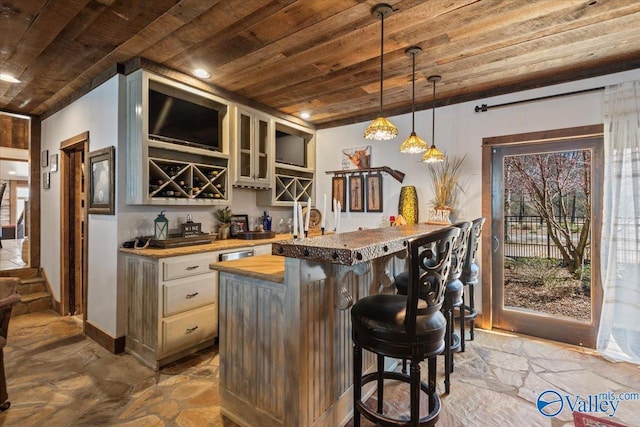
[236,231,276,240]
[149,234,214,248]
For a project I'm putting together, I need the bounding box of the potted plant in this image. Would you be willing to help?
[426,154,466,222]
[214,207,233,239]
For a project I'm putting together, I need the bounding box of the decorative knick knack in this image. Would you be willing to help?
[398,186,418,224]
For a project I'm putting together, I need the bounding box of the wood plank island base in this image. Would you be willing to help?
[210,224,450,427]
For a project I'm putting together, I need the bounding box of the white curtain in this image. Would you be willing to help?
[597,80,640,364]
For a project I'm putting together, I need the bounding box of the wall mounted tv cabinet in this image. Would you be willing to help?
[126,70,232,205]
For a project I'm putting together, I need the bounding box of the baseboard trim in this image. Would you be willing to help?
[84,321,125,354]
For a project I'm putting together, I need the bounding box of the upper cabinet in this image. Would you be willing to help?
[126,69,316,206]
[257,120,316,206]
[126,70,231,205]
[233,107,272,188]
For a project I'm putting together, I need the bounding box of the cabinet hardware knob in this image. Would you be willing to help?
[186,292,199,298]
[185,326,199,334]
[185,265,199,270]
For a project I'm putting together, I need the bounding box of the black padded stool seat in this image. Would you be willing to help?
[459,217,485,350]
[351,226,459,427]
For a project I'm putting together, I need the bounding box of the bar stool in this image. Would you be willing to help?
[394,221,472,394]
[459,217,485,350]
[440,221,471,394]
[351,227,459,427]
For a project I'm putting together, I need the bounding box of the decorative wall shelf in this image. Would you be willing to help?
[325,166,405,183]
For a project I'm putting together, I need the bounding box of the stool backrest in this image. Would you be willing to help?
[462,217,485,284]
[405,226,460,337]
[449,221,472,281]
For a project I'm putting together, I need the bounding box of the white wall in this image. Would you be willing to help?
[316,68,640,312]
[41,75,123,335]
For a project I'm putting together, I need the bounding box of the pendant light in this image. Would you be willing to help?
[399,46,428,154]
[364,4,398,141]
[421,75,445,163]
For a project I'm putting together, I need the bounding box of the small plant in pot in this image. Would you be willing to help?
[214,207,233,239]
[426,154,466,223]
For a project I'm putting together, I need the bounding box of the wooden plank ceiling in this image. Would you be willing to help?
[1,0,640,129]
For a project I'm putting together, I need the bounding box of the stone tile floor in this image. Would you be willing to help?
[0,239,25,270]
[1,311,639,426]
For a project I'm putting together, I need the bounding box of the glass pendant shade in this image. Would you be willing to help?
[421,75,445,163]
[364,4,397,141]
[421,145,446,163]
[364,116,399,140]
[400,132,428,153]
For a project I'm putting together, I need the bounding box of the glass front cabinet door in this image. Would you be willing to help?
[235,107,272,188]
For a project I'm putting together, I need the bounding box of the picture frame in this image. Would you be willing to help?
[41,150,49,167]
[331,176,346,212]
[229,214,249,237]
[348,175,364,212]
[50,153,58,172]
[88,146,115,215]
[365,173,383,212]
[43,172,50,189]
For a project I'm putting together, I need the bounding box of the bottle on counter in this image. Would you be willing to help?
[379,216,389,228]
[263,211,272,231]
[389,215,396,226]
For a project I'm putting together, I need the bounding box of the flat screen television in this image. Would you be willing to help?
[148,83,225,152]
[275,125,310,168]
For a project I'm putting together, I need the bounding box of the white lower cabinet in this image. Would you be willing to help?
[124,243,273,370]
[124,251,220,370]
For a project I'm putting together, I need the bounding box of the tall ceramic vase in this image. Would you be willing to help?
[398,185,419,224]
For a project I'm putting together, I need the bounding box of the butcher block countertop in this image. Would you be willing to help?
[209,254,285,283]
[119,233,296,259]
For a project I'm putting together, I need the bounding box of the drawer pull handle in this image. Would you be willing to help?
[185,265,200,270]
[185,326,199,334]
[186,292,199,299]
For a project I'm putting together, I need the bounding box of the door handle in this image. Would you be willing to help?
[493,235,500,252]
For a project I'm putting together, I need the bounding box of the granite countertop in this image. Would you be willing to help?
[119,233,295,259]
[272,224,451,266]
[210,254,285,283]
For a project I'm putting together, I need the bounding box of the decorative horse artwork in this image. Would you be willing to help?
[342,146,371,169]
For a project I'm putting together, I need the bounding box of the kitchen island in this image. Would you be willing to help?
[210,224,448,427]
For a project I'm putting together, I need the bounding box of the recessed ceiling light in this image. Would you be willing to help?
[8,171,16,175]
[192,69,211,79]
[300,112,310,119]
[0,73,21,83]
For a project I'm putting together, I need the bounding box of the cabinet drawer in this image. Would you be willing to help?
[162,305,218,356]
[163,274,217,317]
[163,253,217,281]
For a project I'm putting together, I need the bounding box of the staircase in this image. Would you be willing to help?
[0,268,53,316]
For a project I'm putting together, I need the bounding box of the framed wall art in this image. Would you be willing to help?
[331,176,346,212]
[41,150,49,167]
[88,146,115,215]
[50,153,58,172]
[365,173,383,212]
[348,175,364,212]
[229,214,249,237]
[42,172,50,189]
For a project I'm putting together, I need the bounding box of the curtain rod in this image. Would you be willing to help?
[474,86,604,113]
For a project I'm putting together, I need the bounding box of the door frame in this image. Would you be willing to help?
[480,124,604,347]
[59,131,89,320]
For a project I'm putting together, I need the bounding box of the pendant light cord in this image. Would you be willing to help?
[411,52,416,132]
[431,78,436,147]
[379,14,384,115]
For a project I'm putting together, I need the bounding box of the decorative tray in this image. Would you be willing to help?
[149,234,215,248]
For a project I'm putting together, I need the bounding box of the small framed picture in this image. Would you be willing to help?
[229,214,249,237]
[88,146,115,215]
[43,172,50,189]
[41,150,49,167]
[331,176,346,212]
[50,153,58,172]
[348,175,364,212]
[365,173,383,212]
